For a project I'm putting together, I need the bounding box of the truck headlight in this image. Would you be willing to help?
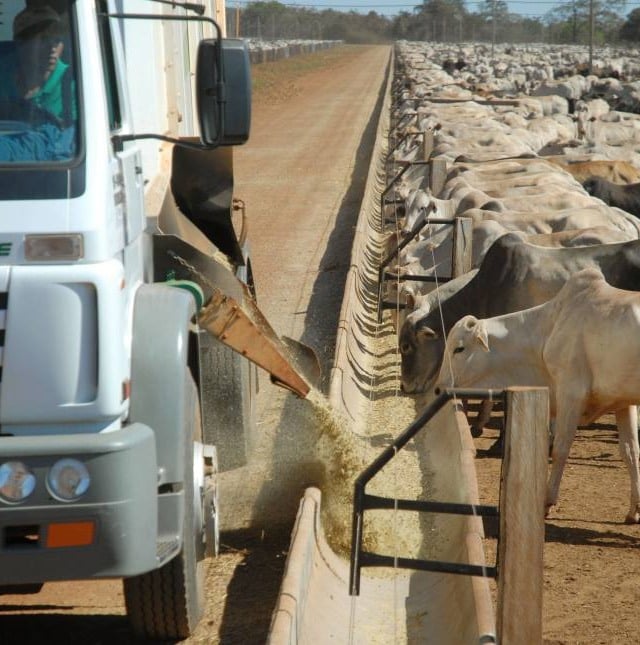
[25,234,84,261]
[0,461,36,503]
[47,459,90,502]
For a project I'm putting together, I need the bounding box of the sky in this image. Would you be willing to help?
[231,0,558,20]
[233,0,637,20]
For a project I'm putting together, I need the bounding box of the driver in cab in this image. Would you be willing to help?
[0,3,76,162]
[13,4,74,122]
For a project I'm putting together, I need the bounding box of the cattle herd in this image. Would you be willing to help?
[385,41,640,524]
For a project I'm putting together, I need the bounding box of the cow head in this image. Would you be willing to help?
[399,311,446,394]
[435,315,490,391]
[402,188,435,236]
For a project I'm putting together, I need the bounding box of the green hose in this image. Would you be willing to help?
[165,279,205,311]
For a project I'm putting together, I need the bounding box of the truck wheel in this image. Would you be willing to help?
[124,373,207,640]
[200,334,256,471]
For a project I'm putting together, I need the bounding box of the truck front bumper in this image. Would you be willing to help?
[0,423,160,584]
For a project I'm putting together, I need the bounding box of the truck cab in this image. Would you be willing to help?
[0,0,256,638]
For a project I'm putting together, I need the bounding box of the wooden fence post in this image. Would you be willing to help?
[452,216,473,278]
[420,129,434,161]
[429,157,447,196]
[497,386,549,644]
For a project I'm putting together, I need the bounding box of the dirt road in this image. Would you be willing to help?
[0,45,391,644]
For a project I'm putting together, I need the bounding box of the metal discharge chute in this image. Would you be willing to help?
[157,144,320,400]
[197,282,319,399]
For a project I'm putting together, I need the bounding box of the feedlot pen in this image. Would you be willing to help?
[270,41,640,645]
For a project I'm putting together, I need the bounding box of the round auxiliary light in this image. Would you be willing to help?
[47,459,90,502]
[0,461,36,503]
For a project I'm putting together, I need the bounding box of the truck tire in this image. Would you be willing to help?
[124,373,207,640]
[200,334,256,471]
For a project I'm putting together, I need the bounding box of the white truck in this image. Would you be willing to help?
[0,0,311,639]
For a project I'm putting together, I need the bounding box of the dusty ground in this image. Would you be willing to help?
[2,42,639,645]
[471,411,640,645]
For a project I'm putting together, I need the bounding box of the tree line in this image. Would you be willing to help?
[227,0,640,47]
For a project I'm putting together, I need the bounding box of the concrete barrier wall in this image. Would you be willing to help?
[269,46,496,644]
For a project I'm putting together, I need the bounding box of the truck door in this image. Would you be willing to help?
[98,0,144,246]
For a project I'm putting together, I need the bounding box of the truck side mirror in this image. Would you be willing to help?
[197,38,252,147]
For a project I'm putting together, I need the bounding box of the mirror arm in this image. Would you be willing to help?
[112,133,211,152]
[141,0,206,15]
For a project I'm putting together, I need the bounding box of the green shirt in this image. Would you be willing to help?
[30,59,76,122]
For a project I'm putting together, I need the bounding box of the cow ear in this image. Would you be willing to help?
[396,179,410,200]
[463,316,489,351]
[416,326,438,341]
[404,290,416,311]
[413,292,426,310]
[473,320,490,352]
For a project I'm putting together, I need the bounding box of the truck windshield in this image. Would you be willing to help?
[0,0,78,164]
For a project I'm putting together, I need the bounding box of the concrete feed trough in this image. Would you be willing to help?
[268,50,496,645]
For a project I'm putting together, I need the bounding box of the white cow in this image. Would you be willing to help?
[441,166,579,198]
[460,205,640,239]
[436,268,640,524]
[400,187,456,235]
[582,118,640,147]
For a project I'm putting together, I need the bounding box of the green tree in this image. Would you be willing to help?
[475,0,509,46]
[413,0,467,42]
[476,0,509,22]
[619,7,640,41]
[543,0,626,44]
[391,11,414,39]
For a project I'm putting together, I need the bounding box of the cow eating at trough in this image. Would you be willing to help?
[400,234,640,396]
[434,268,640,524]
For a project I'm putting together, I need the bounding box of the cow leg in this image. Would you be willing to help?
[615,406,640,524]
[470,400,494,437]
[545,401,582,516]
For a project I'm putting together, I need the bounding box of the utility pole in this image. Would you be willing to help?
[589,0,594,74]
[491,0,496,57]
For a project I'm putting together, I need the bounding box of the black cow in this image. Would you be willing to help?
[583,176,640,218]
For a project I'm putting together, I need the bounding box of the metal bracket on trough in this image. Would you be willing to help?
[379,160,431,231]
[376,208,457,324]
[349,387,505,596]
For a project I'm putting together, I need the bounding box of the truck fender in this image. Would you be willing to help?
[129,283,196,486]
